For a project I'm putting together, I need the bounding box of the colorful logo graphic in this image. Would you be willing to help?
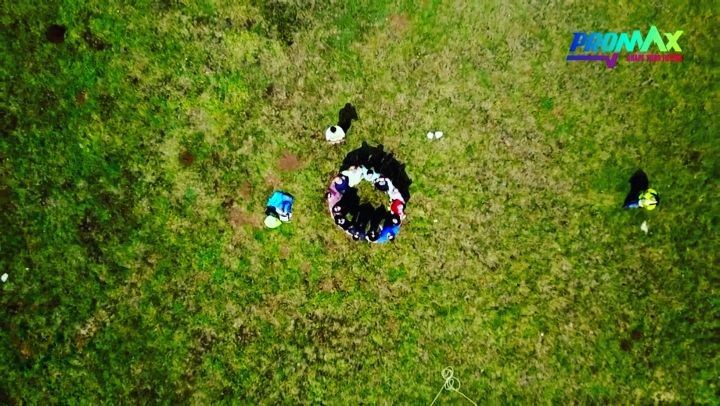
[566,26,683,68]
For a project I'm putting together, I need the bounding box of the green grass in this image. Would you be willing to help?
[1,0,719,403]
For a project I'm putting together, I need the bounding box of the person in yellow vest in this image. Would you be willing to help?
[623,170,659,210]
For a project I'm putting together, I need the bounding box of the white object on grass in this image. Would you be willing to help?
[1,273,8,283]
[640,221,649,234]
[434,131,444,139]
[427,132,434,140]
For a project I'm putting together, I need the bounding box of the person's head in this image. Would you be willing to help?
[391,199,405,218]
[374,178,389,192]
[334,175,348,185]
[366,230,378,241]
[389,214,401,226]
[352,228,365,240]
[334,175,350,193]
[335,215,351,230]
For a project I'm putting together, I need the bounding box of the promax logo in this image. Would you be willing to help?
[566,26,683,68]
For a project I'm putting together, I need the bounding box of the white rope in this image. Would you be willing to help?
[430,367,477,406]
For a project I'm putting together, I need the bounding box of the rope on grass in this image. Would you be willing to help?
[430,367,477,406]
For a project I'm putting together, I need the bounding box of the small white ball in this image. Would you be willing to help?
[426,132,434,139]
[1,273,8,283]
[434,131,444,139]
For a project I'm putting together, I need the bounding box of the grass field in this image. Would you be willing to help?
[1,0,719,403]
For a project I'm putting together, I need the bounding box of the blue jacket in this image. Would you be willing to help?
[375,224,400,243]
[266,191,294,221]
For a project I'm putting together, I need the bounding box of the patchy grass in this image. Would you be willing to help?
[1,0,719,403]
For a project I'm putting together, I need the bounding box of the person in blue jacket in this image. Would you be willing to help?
[375,223,400,243]
[265,190,294,228]
[374,213,401,243]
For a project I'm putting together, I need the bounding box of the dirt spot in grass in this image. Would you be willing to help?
[75,90,87,105]
[388,14,410,32]
[631,329,644,341]
[277,151,303,171]
[319,277,337,293]
[238,181,252,199]
[228,205,257,228]
[279,245,290,259]
[46,24,66,43]
[179,150,195,167]
[620,339,631,352]
[265,173,281,187]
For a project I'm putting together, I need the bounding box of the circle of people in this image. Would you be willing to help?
[327,142,412,243]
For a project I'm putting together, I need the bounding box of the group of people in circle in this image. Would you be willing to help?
[326,142,412,243]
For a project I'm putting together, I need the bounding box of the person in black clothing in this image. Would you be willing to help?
[348,203,374,241]
[332,187,360,218]
[325,103,358,144]
[365,206,388,242]
[334,214,352,231]
[392,163,412,203]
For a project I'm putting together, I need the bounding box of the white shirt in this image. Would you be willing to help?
[363,170,381,183]
[325,126,345,143]
[341,166,366,187]
[386,179,404,202]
